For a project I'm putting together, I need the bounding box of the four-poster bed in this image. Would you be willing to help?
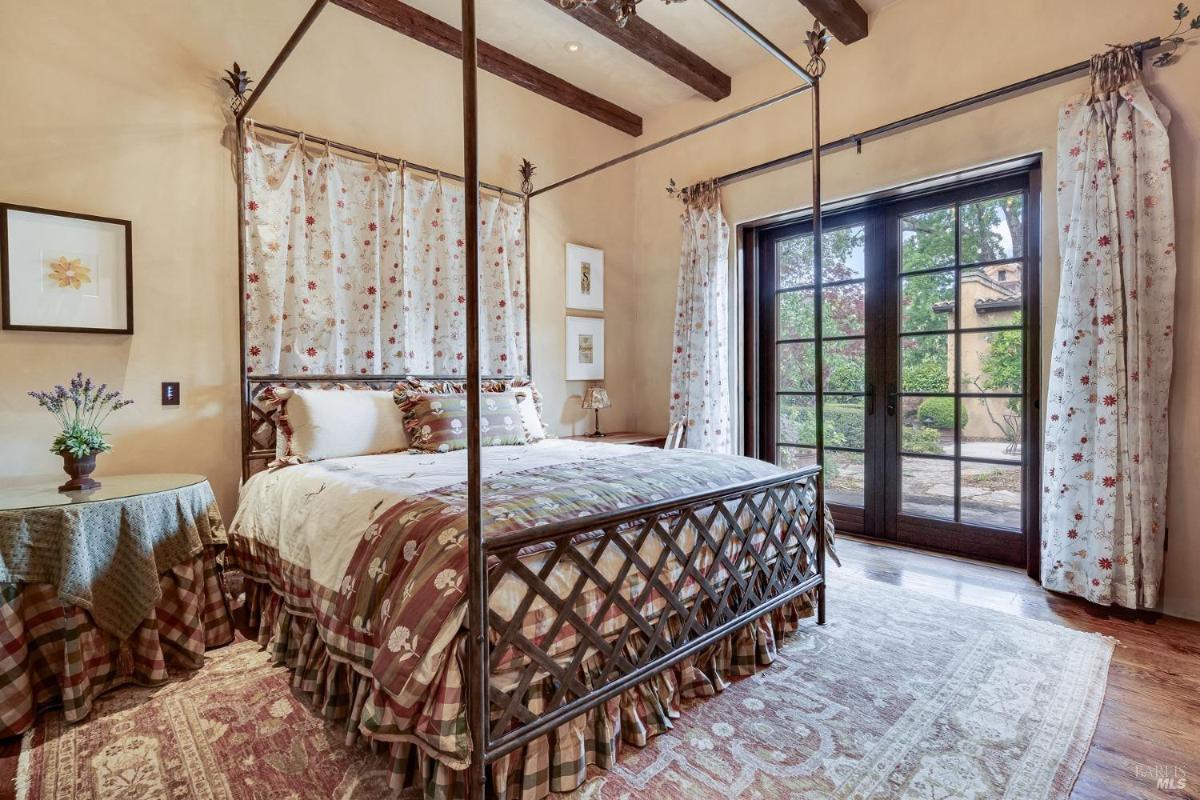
[226,1,832,797]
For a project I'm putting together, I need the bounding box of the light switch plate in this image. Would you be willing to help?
[161,382,180,406]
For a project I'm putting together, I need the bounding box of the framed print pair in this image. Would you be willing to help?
[566,243,603,312]
[565,315,604,381]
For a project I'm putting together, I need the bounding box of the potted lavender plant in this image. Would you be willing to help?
[28,373,133,492]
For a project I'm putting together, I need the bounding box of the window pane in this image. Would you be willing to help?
[777,343,815,391]
[822,281,865,337]
[960,194,1024,264]
[778,445,817,470]
[826,450,865,507]
[823,225,866,281]
[961,330,1022,394]
[824,396,865,449]
[960,264,1022,328]
[960,461,1021,529]
[960,398,1022,463]
[823,339,865,392]
[900,395,954,457]
[778,289,814,339]
[778,395,816,446]
[901,206,955,272]
[777,235,813,288]
[901,456,955,520]
[901,271,954,333]
[900,334,953,393]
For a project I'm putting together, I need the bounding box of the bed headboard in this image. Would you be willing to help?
[241,374,524,478]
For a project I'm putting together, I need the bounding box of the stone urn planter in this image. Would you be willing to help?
[59,452,101,492]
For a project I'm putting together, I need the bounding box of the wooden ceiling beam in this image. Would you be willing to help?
[548,0,731,101]
[333,0,643,136]
[797,0,868,44]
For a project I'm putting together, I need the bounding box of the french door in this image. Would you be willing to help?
[748,168,1039,566]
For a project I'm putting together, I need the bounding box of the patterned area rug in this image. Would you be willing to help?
[16,573,1113,800]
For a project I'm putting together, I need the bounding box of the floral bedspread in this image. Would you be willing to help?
[332,449,781,701]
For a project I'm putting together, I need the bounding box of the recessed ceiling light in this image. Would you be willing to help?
[564,41,583,53]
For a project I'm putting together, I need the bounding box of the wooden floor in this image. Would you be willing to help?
[3,536,1198,799]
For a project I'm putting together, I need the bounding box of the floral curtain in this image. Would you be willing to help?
[668,183,732,453]
[1041,59,1176,609]
[242,127,527,377]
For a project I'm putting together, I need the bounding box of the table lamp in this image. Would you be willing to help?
[581,386,611,437]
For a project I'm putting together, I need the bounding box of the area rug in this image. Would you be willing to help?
[15,573,1113,800]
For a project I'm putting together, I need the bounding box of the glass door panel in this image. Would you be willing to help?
[887,180,1033,565]
[771,220,870,532]
[754,168,1038,565]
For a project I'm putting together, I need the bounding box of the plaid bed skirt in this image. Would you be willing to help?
[0,547,234,739]
[244,577,817,800]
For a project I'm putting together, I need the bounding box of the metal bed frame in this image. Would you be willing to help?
[231,2,830,797]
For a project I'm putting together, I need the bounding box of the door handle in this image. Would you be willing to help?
[865,383,875,416]
[886,384,898,416]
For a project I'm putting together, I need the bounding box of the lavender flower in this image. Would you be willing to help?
[28,373,134,457]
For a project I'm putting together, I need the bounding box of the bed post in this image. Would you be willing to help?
[232,0,329,480]
[236,117,250,481]
[462,0,488,797]
[812,76,827,626]
[519,159,535,377]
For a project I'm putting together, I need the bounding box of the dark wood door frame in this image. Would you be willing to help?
[740,160,1041,570]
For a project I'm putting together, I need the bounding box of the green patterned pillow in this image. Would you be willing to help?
[395,390,528,453]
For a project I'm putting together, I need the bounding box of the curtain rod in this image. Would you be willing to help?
[715,36,1164,187]
[528,83,812,198]
[249,120,525,199]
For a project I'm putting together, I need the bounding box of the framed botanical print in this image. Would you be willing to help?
[566,243,603,311]
[565,315,604,380]
[0,203,133,334]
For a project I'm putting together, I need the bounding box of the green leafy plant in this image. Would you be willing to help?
[977,325,1023,411]
[28,372,133,458]
[901,425,944,455]
[917,396,966,430]
[51,426,110,459]
[903,357,950,393]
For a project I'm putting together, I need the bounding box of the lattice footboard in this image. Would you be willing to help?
[467,465,826,779]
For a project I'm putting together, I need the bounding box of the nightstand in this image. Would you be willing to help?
[565,432,667,448]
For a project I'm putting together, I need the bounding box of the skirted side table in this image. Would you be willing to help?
[0,474,234,737]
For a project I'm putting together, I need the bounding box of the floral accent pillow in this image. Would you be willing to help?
[395,390,528,453]
[398,376,553,441]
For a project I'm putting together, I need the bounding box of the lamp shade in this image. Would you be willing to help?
[582,386,611,410]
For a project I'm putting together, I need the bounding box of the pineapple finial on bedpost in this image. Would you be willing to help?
[519,159,537,195]
[804,21,833,78]
[223,62,255,114]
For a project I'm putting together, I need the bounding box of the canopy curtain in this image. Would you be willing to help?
[668,180,732,453]
[241,126,527,377]
[1041,50,1176,609]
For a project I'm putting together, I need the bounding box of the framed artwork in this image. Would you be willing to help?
[565,315,604,380]
[1,203,133,334]
[565,243,603,311]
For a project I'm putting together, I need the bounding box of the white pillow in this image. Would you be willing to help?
[272,388,409,464]
[512,386,548,442]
